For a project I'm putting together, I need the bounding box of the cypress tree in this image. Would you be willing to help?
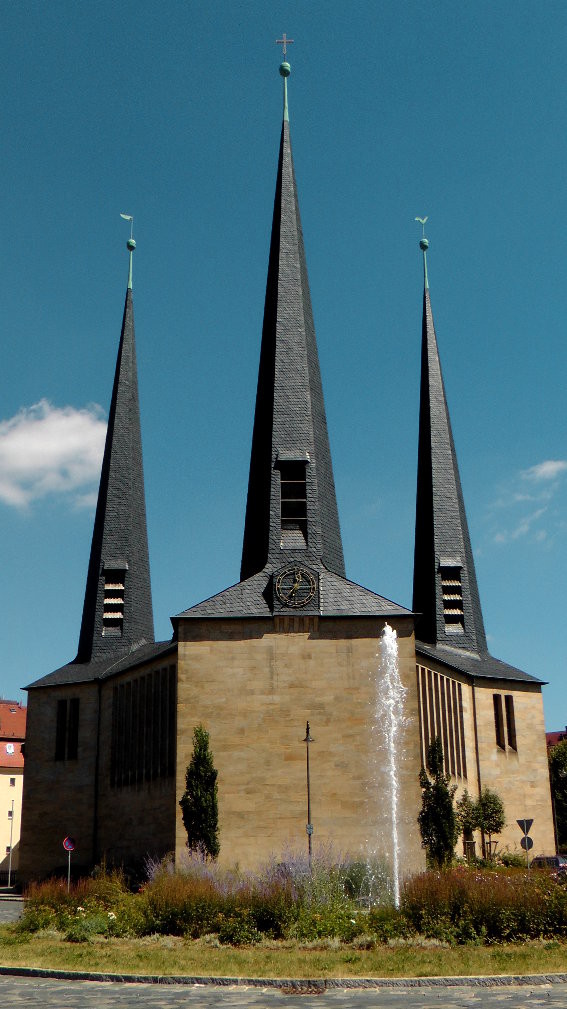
[179,724,220,860]
[418,737,458,867]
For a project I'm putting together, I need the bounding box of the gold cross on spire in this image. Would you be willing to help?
[275,33,294,57]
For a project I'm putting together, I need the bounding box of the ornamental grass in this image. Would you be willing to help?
[16,852,567,947]
[402,867,567,943]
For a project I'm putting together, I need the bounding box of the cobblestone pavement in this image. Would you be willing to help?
[0,976,567,1008]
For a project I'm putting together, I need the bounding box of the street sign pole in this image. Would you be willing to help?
[62,837,76,892]
[517,819,534,869]
[7,800,14,888]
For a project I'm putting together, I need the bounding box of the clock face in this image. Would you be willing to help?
[275,566,317,608]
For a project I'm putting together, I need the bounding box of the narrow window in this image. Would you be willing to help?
[505,694,517,751]
[457,682,467,779]
[7,810,12,820]
[54,698,80,761]
[55,699,68,760]
[9,778,15,787]
[279,461,308,548]
[493,694,505,749]
[103,568,126,635]
[5,847,10,854]
[440,565,464,632]
[67,698,80,759]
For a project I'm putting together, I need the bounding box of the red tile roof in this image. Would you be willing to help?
[0,701,26,742]
[0,742,24,769]
[0,703,26,767]
[547,728,567,750]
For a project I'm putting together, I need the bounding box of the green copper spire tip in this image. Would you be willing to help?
[276,34,293,123]
[415,216,429,291]
[127,237,136,290]
[280,61,291,122]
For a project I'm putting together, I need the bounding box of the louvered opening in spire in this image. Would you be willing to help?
[413,277,487,655]
[76,285,154,662]
[240,102,345,582]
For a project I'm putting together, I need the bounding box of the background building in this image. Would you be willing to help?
[0,701,26,882]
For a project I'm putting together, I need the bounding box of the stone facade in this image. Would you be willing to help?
[176,616,425,872]
[472,679,554,857]
[416,656,555,859]
[20,683,99,880]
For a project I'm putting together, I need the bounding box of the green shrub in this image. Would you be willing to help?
[366,904,411,941]
[290,902,364,942]
[16,904,56,935]
[64,911,112,943]
[218,909,261,945]
[500,852,526,868]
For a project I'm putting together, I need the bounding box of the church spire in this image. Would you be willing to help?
[412,230,487,654]
[240,55,345,581]
[76,225,154,662]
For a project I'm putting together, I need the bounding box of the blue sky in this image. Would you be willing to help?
[1,1,566,729]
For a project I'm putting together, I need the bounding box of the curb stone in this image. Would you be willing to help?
[0,967,567,988]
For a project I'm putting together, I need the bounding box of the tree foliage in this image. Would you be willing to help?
[549,739,567,852]
[455,786,505,859]
[476,787,506,846]
[418,737,458,867]
[456,789,479,842]
[179,724,220,860]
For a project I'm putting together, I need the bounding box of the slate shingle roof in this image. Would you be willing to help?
[240,108,345,582]
[415,641,543,685]
[413,278,487,654]
[26,641,175,690]
[76,285,154,662]
[176,567,411,620]
[412,259,538,686]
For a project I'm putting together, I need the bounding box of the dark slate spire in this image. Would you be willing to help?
[413,235,487,654]
[240,60,345,581]
[76,233,154,662]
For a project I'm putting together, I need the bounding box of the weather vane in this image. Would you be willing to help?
[275,33,294,57]
[415,216,428,239]
[120,213,134,240]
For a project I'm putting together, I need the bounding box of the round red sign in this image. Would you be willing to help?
[62,836,75,852]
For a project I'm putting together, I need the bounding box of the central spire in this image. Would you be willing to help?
[240,56,345,582]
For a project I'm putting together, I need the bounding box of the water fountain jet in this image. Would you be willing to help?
[368,623,407,908]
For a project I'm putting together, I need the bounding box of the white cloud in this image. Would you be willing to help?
[493,507,547,544]
[0,400,106,509]
[521,459,567,482]
[489,460,567,547]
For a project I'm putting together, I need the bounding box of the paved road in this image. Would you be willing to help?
[0,976,567,1008]
[0,897,23,924]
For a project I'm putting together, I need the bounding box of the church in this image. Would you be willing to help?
[18,60,555,883]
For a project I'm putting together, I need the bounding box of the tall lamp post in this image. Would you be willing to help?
[303,722,314,870]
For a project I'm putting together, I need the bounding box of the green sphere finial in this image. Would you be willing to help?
[279,61,291,77]
[420,237,429,252]
[127,238,136,252]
